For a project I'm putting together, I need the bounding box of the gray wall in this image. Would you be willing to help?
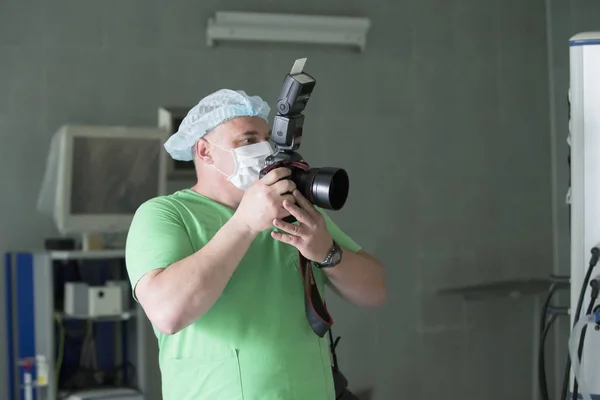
[546,0,600,397]
[0,0,555,399]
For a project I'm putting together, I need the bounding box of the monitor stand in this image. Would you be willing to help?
[81,233,105,251]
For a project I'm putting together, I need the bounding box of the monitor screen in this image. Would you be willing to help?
[70,136,160,215]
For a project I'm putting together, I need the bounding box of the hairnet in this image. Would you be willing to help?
[164,89,271,161]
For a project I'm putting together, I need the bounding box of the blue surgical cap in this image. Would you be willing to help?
[164,89,271,161]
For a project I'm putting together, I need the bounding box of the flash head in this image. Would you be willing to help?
[271,58,316,151]
[276,72,316,115]
[276,58,316,116]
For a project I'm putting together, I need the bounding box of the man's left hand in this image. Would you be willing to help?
[271,190,333,263]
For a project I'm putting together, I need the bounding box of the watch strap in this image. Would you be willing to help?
[315,240,341,269]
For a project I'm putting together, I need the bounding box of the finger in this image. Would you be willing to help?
[273,218,305,237]
[282,199,312,225]
[271,230,301,246]
[281,194,295,204]
[292,190,320,218]
[272,178,297,195]
[261,168,292,185]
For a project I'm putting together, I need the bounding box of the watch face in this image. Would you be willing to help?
[318,242,342,268]
[331,251,342,264]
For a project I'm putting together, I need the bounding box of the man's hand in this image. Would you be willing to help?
[233,168,296,235]
[271,189,333,262]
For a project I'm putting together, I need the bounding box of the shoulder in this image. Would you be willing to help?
[131,195,178,225]
[128,193,200,239]
[131,190,229,234]
[133,190,196,222]
[126,193,196,259]
[135,194,179,215]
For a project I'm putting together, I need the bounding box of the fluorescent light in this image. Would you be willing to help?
[206,11,371,51]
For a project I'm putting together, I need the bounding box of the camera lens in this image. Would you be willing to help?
[296,167,349,210]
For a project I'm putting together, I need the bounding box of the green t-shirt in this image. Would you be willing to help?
[125,189,361,400]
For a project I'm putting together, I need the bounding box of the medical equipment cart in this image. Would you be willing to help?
[4,250,160,400]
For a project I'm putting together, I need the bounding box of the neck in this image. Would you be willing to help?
[190,180,242,210]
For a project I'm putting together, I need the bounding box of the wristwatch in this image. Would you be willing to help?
[315,240,343,269]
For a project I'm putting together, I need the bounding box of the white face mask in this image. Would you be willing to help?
[209,140,274,190]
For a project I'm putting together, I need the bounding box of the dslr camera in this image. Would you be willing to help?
[259,58,350,216]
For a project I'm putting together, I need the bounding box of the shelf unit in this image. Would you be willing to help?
[4,250,157,400]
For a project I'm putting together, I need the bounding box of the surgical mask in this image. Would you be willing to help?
[209,140,273,190]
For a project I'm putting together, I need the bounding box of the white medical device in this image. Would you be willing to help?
[64,282,124,318]
[37,124,169,247]
[568,31,600,399]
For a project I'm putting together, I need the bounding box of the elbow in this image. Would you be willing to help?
[375,286,387,306]
[137,291,186,336]
[351,276,386,308]
[368,283,387,307]
[157,325,181,336]
[353,287,386,308]
[154,314,182,336]
[357,252,386,307]
[136,271,188,335]
[368,263,387,307]
[148,307,186,336]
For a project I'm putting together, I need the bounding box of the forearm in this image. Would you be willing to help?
[140,215,257,334]
[324,249,386,307]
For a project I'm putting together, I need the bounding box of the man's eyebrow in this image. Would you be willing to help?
[240,130,271,138]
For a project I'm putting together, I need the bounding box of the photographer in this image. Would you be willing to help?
[125,89,386,400]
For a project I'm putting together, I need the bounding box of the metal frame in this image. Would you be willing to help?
[5,252,15,400]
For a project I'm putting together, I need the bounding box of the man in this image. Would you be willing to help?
[125,89,386,400]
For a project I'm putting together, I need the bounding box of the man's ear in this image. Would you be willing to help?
[194,138,213,164]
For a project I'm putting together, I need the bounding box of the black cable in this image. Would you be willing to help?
[571,279,599,400]
[576,249,600,324]
[560,247,599,400]
[539,283,557,400]
[550,274,571,287]
[540,284,557,333]
[540,313,559,400]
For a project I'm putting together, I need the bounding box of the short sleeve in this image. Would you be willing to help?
[317,208,362,253]
[125,197,195,300]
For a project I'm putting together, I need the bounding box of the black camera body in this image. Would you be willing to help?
[259,59,350,214]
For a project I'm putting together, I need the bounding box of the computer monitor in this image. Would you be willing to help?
[38,124,169,237]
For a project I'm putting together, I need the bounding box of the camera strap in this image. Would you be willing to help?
[298,252,333,338]
[299,252,352,399]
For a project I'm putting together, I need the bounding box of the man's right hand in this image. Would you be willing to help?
[233,167,297,235]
